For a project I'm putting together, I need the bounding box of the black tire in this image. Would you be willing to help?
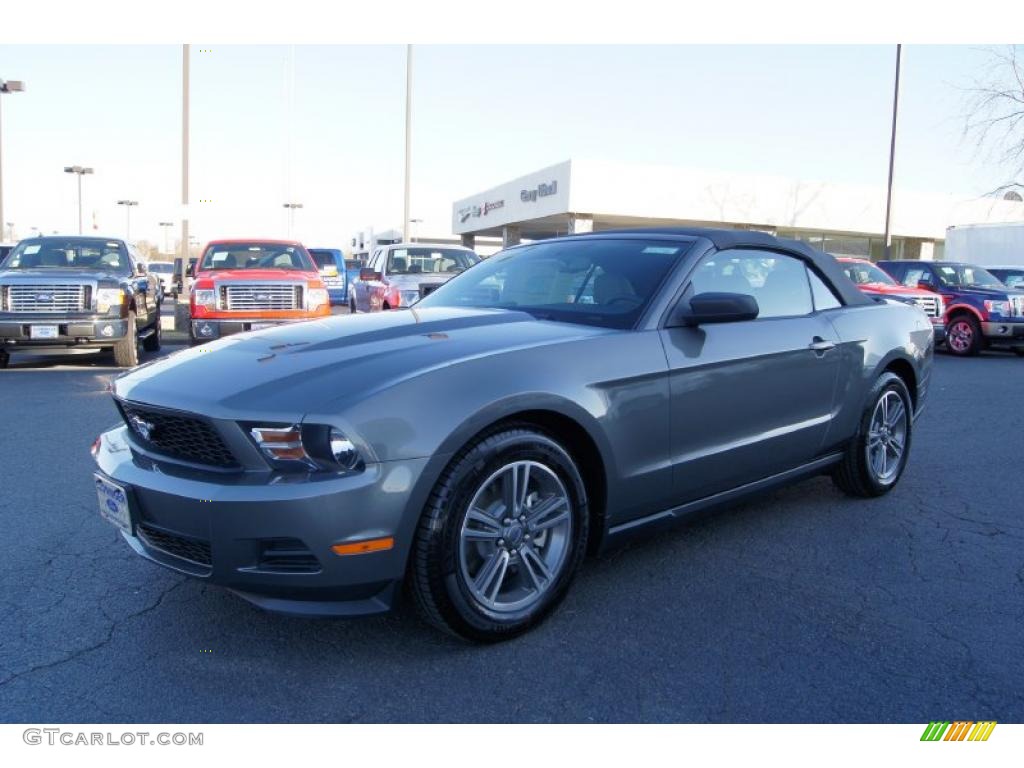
[1014,348,1024,357]
[142,306,162,352]
[409,426,590,642]
[349,296,357,314]
[112,311,140,368]
[832,372,913,498]
[945,314,983,356]
[0,350,9,369]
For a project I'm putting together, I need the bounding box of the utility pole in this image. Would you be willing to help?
[883,44,902,260]
[283,202,303,237]
[0,79,26,244]
[403,44,412,242]
[177,43,191,325]
[64,166,94,235]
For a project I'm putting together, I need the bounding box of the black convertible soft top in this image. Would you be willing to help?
[589,227,873,307]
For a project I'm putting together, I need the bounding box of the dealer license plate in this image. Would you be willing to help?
[95,474,131,533]
[30,325,59,339]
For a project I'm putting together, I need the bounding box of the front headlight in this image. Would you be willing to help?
[248,423,364,473]
[192,288,217,309]
[984,300,1010,316]
[96,288,124,313]
[306,287,329,311]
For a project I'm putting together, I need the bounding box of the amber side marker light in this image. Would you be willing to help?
[332,537,394,556]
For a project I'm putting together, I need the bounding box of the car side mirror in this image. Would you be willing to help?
[359,268,382,282]
[670,292,759,327]
[916,280,936,292]
[136,262,147,275]
[188,263,197,278]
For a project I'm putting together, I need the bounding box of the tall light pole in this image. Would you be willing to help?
[178,43,191,314]
[403,44,412,242]
[64,165,94,235]
[283,202,303,237]
[1,79,26,244]
[409,217,423,243]
[882,44,902,261]
[117,199,138,240]
[158,221,173,255]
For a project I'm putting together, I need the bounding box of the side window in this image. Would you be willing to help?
[901,267,926,288]
[808,269,842,311]
[689,249,813,319]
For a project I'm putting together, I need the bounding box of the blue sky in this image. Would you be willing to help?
[0,44,1008,248]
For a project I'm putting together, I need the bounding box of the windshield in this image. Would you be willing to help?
[935,264,1003,288]
[199,243,314,272]
[387,247,479,276]
[841,261,897,286]
[1,238,131,274]
[991,269,1024,289]
[415,238,689,329]
[148,262,173,274]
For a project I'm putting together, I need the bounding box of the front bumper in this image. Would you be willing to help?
[190,317,312,342]
[93,425,430,617]
[981,320,1024,345]
[0,317,128,348]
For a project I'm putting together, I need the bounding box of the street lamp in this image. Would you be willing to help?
[117,199,139,240]
[4,222,12,241]
[158,221,173,255]
[409,217,423,243]
[63,165,94,235]
[0,78,26,245]
[283,202,303,237]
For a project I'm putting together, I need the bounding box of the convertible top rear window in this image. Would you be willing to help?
[415,238,690,329]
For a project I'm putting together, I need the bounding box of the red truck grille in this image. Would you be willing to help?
[219,283,303,311]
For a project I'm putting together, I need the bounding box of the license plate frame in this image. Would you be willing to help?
[95,473,132,534]
[30,325,59,339]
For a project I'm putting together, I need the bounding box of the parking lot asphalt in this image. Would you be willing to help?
[1,342,1022,723]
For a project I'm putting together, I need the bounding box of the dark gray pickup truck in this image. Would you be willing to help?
[0,236,162,368]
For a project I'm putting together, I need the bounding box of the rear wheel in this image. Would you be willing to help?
[0,350,9,369]
[1014,348,1024,357]
[832,372,912,498]
[112,311,140,368]
[349,296,357,314]
[409,427,589,642]
[946,314,982,356]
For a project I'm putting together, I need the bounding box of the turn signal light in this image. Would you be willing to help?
[332,537,394,556]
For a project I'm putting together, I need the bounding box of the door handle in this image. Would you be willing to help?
[808,337,836,353]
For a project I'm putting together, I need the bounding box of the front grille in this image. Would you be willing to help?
[138,524,212,567]
[256,538,321,573]
[910,295,941,318]
[1010,296,1024,318]
[117,401,238,468]
[6,284,87,312]
[221,283,302,311]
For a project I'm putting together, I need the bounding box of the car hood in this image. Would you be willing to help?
[0,268,128,283]
[855,282,930,296]
[944,285,1024,299]
[194,268,319,283]
[386,273,456,289]
[114,306,614,421]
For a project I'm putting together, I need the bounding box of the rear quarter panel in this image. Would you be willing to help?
[823,301,933,450]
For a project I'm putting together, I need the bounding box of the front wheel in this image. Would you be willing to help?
[111,312,140,368]
[946,314,983,356]
[143,306,162,352]
[349,296,357,314]
[409,427,589,642]
[832,372,913,498]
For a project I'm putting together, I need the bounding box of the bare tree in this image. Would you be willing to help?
[964,45,1024,196]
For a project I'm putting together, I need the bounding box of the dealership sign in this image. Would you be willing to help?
[458,199,505,223]
[520,181,558,203]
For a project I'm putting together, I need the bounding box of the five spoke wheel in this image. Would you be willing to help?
[866,390,907,483]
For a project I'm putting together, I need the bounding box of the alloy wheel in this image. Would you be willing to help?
[866,390,907,483]
[458,460,573,614]
[947,319,974,354]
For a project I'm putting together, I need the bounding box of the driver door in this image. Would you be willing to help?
[660,248,843,504]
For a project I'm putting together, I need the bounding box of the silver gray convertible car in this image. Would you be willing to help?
[92,228,933,641]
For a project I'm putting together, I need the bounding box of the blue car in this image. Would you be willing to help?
[308,248,349,306]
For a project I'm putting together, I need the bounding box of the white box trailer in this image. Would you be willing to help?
[945,222,1024,266]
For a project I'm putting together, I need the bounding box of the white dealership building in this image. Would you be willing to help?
[451,159,1024,261]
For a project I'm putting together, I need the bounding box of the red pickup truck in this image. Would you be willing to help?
[189,239,330,345]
